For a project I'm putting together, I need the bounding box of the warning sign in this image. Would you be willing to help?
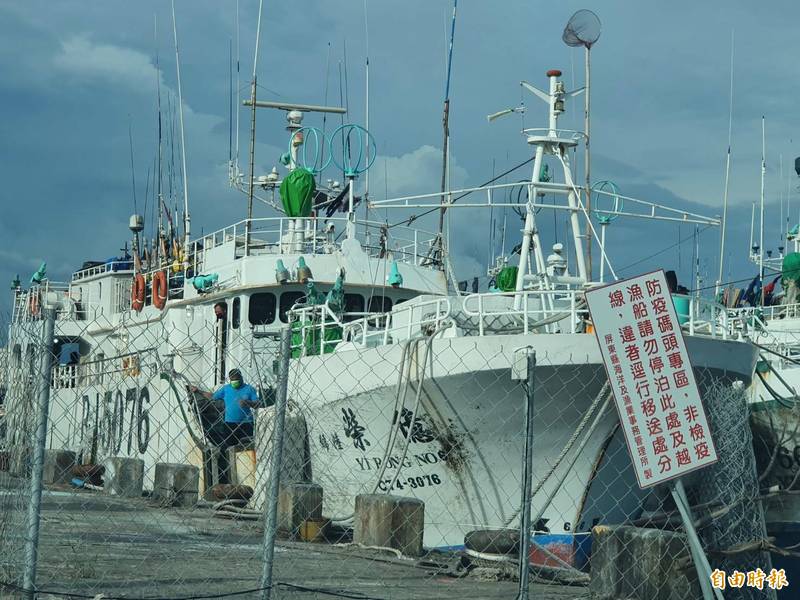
[585,269,718,488]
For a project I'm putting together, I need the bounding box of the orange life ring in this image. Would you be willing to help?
[28,292,40,317]
[131,274,146,312]
[152,271,168,310]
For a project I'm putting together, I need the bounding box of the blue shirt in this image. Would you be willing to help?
[212,383,260,424]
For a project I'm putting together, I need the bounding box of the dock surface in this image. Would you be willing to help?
[1,474,588,599]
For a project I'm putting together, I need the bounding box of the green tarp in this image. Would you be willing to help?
[783,252,800,287]
[279,169,316,217]
[496,266,518,292]
[291,319,342,358]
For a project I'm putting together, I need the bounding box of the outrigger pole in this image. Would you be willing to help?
[171,0,191,267]
[437,0,458,261]
[715,30,735,298]
[247,0,265,227]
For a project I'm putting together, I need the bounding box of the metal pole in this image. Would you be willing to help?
[516,350,536,600]
[599,222,607,283]
[760,116,766,306]
[259,327,292,600]
[22,308,56,599]
[671,479,722,600]
[584,46,592,280]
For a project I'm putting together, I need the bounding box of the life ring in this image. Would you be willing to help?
[152,271,168,310]
[28,292,40,317]
[131,274,146,312]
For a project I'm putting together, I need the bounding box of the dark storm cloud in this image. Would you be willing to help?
[1,0,799,319]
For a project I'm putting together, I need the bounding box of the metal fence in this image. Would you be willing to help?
[0,303,790,599]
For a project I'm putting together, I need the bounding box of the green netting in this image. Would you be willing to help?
[496,266,518,292]
[279,168,316,217]
[782,252,800,287]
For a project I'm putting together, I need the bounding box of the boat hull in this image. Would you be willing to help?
[272,332,757,554]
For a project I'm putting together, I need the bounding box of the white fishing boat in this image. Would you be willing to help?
[0,26,758,572]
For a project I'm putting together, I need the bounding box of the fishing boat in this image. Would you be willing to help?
[0,18,758,571]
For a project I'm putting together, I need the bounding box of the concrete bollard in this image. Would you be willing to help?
[278,482,323,538]
[153,463,200,507]
[354,494,424,557]
[103,457,144,498]
[42,449,76,485]
[589,525,699,600]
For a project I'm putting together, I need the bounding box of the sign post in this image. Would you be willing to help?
[585,270,722,600]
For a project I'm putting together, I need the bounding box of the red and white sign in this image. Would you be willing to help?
[585,269,718,488]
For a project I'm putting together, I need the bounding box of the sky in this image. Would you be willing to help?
[2,0,800,320]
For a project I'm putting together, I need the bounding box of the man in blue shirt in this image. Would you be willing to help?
[193,368,261,484]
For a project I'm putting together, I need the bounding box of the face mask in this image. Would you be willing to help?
[230,380,242,390]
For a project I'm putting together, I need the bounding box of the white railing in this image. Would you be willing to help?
[286,290,736,357]
[289,296,452,357]
[72,260,133,282]
[190,216,439,273]
[682,295,730,340]
[461,290,588,335]
[51,350,157,390]
[13,283,92,323]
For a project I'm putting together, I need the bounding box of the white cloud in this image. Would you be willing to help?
[54,35,160,92]
[368,145,468,200]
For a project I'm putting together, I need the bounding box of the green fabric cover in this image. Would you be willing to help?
[326,272,346,314]
[305,281,325,306]
[496,266,518,292]
[291,319,341,358]
[783,252,800,287]
[279,168,316,217]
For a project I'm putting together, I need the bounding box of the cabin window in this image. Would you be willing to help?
[341,294,365,323]
[249,293,277,325]
[368,296,393,313]
[231,298,241,329]
[279,292,305,323]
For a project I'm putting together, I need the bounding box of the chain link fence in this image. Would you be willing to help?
[0,291,790,599]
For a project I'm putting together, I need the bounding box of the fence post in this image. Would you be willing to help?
[22,307,56,599]
[259,326,292,600]
[516,350,536,600]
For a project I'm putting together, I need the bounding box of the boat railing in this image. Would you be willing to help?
[51,350,155,390]
[12,282,101,323]
[190,216,438,273]
[522,127,587,144]
[71,260,133,282]
[461,289,589,335]
[289,296,452,356]
[681,295,730,340]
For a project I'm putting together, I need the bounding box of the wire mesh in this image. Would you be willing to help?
[0,284,788,600]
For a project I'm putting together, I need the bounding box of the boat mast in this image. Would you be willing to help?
[760,116,766,305]
[437,0,458,265]
[172,1,190,267]
[716,30,734,298]
[363,0,370,238]
[246,0,265,229]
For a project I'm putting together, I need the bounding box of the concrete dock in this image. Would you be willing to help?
[0,474,588,599]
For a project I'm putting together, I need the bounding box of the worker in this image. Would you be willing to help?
[191,368,261,484]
